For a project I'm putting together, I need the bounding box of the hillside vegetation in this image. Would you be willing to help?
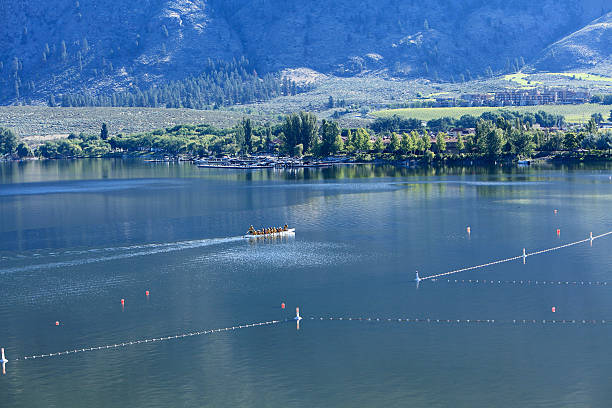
[533,12,612,73]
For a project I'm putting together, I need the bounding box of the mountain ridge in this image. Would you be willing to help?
[533,11,612,73]
[1,0,611,104]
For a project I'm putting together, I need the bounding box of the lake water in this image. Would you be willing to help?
[1,159,612,407]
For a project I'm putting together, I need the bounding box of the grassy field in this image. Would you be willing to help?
[503,73,541,87]
[544,73,612,82]
[372,104,612,123]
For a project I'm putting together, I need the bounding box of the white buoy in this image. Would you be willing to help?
[294,307,302,331]
[523,248,526,264]
[1,348,7,375]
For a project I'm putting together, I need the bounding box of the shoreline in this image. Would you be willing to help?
[3,152,612,167]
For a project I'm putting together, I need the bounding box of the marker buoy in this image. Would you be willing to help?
[556,229,560,235]
[1,348,7,375]
[552,307,556,313]
[145,291,150,296]
[294,307,302,321]
[281,302,285,309]
[121,299,125,306]
[55,321,60,326]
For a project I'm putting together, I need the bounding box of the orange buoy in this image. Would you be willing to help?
[55,321,60,326]
[466,226,471,234]
[552,307,556,313]
[556,229,560,235]
[121,299,125,306]
[145,291,150,296]
[281,302,285,309]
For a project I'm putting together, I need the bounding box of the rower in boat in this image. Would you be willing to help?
[245,224,294,238]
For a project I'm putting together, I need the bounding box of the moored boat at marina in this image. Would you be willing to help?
[196,156,333,169]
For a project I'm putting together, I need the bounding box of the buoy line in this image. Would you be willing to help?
[440,279,609,286]
[12,319,283,363]
[308,316,611,325]
[420,230,612,281]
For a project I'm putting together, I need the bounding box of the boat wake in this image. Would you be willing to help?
[0,236,244,275]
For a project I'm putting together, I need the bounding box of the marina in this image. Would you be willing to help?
[196,156,334,169]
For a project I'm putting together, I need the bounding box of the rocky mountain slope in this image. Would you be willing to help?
[533,12,612,73]
[0,0,610,104]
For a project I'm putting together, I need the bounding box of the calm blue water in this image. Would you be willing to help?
[1,159,612,407]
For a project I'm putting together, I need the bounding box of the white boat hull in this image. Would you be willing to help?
[244,228,295,239]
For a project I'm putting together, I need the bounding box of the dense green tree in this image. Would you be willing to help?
[388,132,400,153]
[456,135,465,152]
[485,128,504,157]
[409,131,420,154]
[373,136,385,153]
[100,123,109,140]
[353,128,371,152]
[241,118,253,153]
[333,132,344,154]
[585,118,599,134]
[0,127,19,156]
[420,132,431,153]
[319,120,341,156]
[400,132,414,154]
[510,131,535,158]
[563,132,579,151]
[16,141,33,158]
[435,132,447,153]
[596,133,612,151]
[298,112,318,152]
[475,120,495,154]
[281,111,318,154]
[371,115,422,133]
[344,129,355,153]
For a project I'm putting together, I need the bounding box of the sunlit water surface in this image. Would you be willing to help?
[1,159,612,407]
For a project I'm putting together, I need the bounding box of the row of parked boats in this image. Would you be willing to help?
[196,156,334,169]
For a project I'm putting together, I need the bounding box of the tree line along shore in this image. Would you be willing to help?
[1,109,611,163]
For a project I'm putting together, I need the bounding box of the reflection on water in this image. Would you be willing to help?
[2,158,612,185]
[1,159,612,407]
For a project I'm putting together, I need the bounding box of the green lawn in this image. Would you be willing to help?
[372,104,612,123]
[544,73,612,82]
[503,73,541,87]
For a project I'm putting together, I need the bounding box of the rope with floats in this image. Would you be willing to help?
[307,316,611,325]
[1,308,306,374]
[10,319,283,363]
[416,230,612,282]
